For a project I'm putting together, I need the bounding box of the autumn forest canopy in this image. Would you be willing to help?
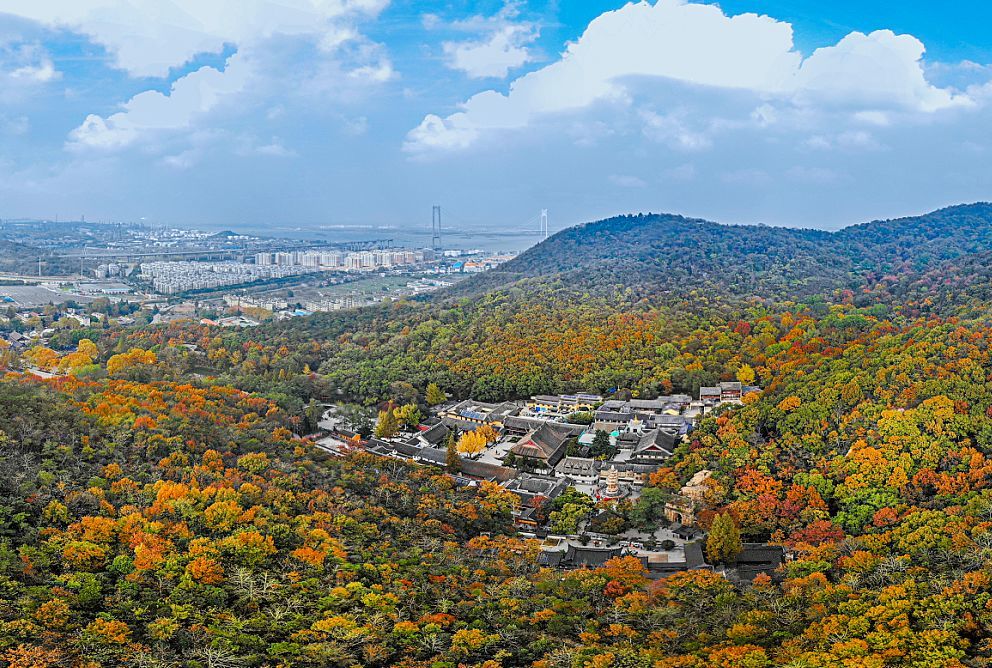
[5,203,992,666]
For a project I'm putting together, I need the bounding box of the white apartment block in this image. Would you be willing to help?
[255,248,428,272]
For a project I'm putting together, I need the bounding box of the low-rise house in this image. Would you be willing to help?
[592,409,631,432]
[669,523,706,541]
[538,537,624,568]
[414,422,451,448]
[626,398,666,413]
[539,535,709,576]
[364,440,394,458]
[527,393,602,414]
[635,540,708,578]
[684,401,705,420]
[655,414,692,435]
[503,415,548,435]
[503,473,570,506]
[698,383,756,407]
[3,331,28,347]
[616,430,641,450]
[65,313,92,326]
[699,386,721,404]
[503,415,584,437]
[364,438,407,458]
[440,400,519,430]
[458,459,518,483]
[719,381,743,403]
[528,395,564,413]
[391,441,424,460]
[592,394,697,431]
[503,473,570,529]
[598,462,658,487]
[556,456,599,484]
[215,315,260,328]
[732,544,786,582]
[513,506,541,530]
[509,422,573,471]
[484,402,521,426]
[629,429,679,464]
[364,436,519,483]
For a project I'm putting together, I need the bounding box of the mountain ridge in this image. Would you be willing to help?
[449,202,992,302]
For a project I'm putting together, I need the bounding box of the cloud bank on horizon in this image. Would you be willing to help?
[0,0,990,230]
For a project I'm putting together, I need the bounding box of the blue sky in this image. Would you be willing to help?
[0,0,991,235]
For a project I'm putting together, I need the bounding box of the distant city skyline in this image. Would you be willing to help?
[1,0,991,231]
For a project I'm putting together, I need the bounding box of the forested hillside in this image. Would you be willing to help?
[7,307,992,666]
[0,240,75,276]
[97,204,992,405]
[5,203,992,666]
[455,203,992,302]
[451,213,839,301]
[834,202,992,269]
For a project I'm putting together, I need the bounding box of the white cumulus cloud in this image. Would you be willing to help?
[68,52,252,150]
[793,30,965,112]
[10,59,58,82]
[2,0,392,151]
[443,25,536,79]
[406,0,968,153]
[435,1,538,79]
[0,41,61,88]
[1,0,389,77]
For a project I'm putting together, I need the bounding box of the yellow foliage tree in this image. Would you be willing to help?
[776,396,802,412]
[76,338,98,358]
[57,351,93,373]
[24,346,59,371]
[426,382,446,405]
[476,424,499,444]
[456,429,488,457]
[736,364,756,385]
[204,500,242,532]
[107,347,157,375]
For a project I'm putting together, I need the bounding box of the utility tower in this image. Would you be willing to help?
[540,209,549,240]
[431,205,442,251]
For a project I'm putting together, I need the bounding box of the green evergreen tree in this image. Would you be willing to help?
[445,432,461,473]
[303,399,322,434]
[590,429,613,458]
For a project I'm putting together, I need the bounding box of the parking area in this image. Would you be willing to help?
[0,285,95,307]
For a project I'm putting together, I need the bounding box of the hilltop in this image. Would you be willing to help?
[451,203,992,303]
